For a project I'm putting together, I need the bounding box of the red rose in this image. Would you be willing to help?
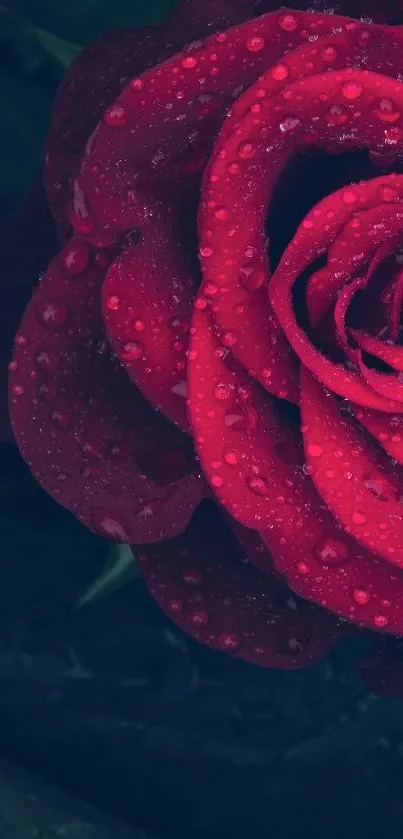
[5,0,403,695]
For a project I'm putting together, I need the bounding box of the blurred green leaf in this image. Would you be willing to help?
[3,0,177,44]
[76,544,139,608]
[0,6,82,67]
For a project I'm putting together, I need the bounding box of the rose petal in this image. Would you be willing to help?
[271,191,403,411]
[351,405,403,466]
[300,367,403,568]
[9,237,204,543]
[352,329,403,372]
[0,181,57,440]
[197,29,403,400]
[138,500,340,668]
[188,308,403,632]
[75,10,353,234]
[102,205,196,431]
[44,0,251,237]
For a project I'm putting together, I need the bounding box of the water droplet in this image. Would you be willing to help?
[341,80,363,100]
[279,115,300,133]
[374,614,389,627]
[278,12,298,31]
[182,56,198,69]
[200,245,213,258]
[50,409,72,431]
[186,610,209,627]
[222,331,237,348]
[103,103,128,126]
[314,537,349,566]
[106,294,120,311]
[342,190,357,205]
[121,341,144,360]
[321,44,337,61]
[214,206,228,221]
[217,632,241,652]
[240,265,266,291]
[246,36,265,53]
[12,383,24,396]
[211,474,224,488]
[352,511,367,525]
[271,63,289,81]
[306,443,323,458]
[352,587,371,605]
[214,383,231,401]
[90,509,131,541]
[60,241,90,275]
[378,184,399,201]
[237,140,256,159]
[374,98,401,123]
[247,475,268,496]
[223,448,240,465]
[297,561,310,575]
[36,300,69,329]
[325,103,349,126]
[34,348,59,373]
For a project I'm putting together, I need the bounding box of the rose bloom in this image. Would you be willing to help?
[4,0,403,696]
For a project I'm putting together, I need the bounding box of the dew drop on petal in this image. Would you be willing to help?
[306,443,323,458]
[36,300,69,329]
[246,476,268,496]
[121,341,144,360]
[186,610,209,627]
[374,614,389,628]
[103,103,128,126]
[278,12,298,31]
[352,511,367,525]
[246,36,265,53]
[341,80,363,100]
[216,632,241,652]
[60,241,90,275]
[352,587,371,605]
[314,537,349,566]
[237,140,256,159]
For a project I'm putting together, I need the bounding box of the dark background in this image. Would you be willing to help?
[2,2,403,837]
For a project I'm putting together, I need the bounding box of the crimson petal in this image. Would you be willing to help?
[0,181,57,441]
[188,309,403,632]
[44,0,251,237]
[102,206,196,431]
[351,405,403,466]
[9,238,204,543]
[137,501,340,668]
[300,367,403,568]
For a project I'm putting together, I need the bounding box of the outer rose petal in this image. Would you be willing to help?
[137,501,340,668]
[9,237,204,543]
[102,205,196,432]
[0,181,57,440]
[188,308,403,634]
[44,0,252,237]
[76,11,370,405]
